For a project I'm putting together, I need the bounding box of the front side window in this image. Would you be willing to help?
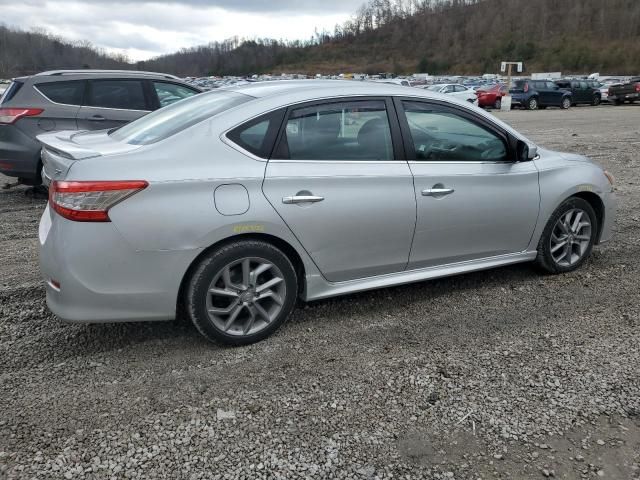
[274,100,394,161]
[37,81,85,105]
[402,101,507,162]
[110,90,251,145]
[89,79,147,110]
[153,81,198,108]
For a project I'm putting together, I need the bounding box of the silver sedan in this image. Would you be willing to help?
[38,81,616,345]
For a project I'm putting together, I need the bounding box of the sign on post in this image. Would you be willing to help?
[500,61,524,111]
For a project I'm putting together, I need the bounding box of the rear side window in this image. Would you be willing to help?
[227,110,285,158]
[153,81,198,108]
[274,100,394,161]
[37,81,85,105]
[110,90,251,145]
[88,79,147,110]
[0,81,24,105]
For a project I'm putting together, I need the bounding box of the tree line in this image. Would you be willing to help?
[2,0,640,79]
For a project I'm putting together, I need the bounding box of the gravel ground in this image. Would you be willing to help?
[1,105,639,479]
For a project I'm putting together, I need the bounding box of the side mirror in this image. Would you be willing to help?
[517,140,537,162]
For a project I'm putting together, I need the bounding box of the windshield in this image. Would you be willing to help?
[110,90,252,145]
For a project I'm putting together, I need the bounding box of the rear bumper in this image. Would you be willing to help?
[0,124,41,181]
[39,205,200,323]
[609,92,639,102]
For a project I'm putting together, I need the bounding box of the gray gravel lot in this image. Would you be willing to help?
[1,105,639,479]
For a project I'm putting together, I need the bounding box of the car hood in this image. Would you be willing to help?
[537,147,602,168]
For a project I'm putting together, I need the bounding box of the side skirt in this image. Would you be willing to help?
[304,251,538,301]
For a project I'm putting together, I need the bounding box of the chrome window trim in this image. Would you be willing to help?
[34,84,151,112]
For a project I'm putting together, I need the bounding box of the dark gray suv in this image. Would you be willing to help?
[0,70,200,185]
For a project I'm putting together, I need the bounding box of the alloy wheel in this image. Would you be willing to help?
[550,208,592,267]
[205,257,286,336]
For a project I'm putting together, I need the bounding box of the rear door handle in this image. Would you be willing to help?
[282,195,325,204]
[89,115,105,122]
[422,188,455,197]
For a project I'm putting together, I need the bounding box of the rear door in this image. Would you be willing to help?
[262,97,417,282]
[33,80,85,132]
[77,79,151,130]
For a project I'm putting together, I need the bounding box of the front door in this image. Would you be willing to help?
[395,99,540,269]
[77,79,150,130]
[262,98,416,282]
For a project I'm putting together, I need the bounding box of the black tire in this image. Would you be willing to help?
[186,240,298,346]
[561,97,571,109]
[534,197,598,274]
[527,97,539,110]
[494,98,502,110]
[592,95,601,106]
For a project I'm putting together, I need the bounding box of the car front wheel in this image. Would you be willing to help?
[186,240,298,345]
[561,97,571,109]
[535,197,597,274]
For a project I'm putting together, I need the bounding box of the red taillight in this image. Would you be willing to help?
[635,84,640,93]
[523,83,529,93]
[0,108,44,125]
[49,180,148,222]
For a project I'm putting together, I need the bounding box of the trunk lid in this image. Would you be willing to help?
[37,129,142,185]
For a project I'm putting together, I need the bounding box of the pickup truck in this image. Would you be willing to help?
[608,78,640,105]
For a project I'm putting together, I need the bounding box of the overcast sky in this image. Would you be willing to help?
[1,0,364,61]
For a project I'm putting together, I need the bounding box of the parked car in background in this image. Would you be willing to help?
[424,83,478,104]
[509,80,572,110]
[554,79,602,106]
[0,70,201,186]
[38,81,615,346]
[608,77,640,105]
[476,83,508,109]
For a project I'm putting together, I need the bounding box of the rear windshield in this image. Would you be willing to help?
[0,81,24,105]
[110,90,252,145]
[512,81,526,89]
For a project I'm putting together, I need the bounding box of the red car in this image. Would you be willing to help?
[476,84,508,109]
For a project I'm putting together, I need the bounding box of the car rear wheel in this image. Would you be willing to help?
[535,197,597,274]
[186,240,298,345]
[561,97,571,109]
[527,97,539,110]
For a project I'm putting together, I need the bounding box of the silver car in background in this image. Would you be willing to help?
[38,81,616,345]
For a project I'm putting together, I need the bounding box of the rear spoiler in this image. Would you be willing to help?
[36,131,102,160]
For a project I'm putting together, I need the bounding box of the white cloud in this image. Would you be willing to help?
[0,0,361,61]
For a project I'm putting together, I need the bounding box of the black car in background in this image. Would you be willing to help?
[509,80,573,110]
[554,79,602,106]
[0,70,201,186]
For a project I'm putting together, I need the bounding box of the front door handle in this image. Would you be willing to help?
[89,115,105,122]
[282,195,325,204]
[422,188,455,197]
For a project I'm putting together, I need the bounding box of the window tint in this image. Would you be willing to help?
[274,100,393,161]
[153,81,198,108]
[37,81,84,105]
[402,101,507,162]
[0,81,23,105]
[580,81,588,89]
[110,90,251,145]
[546,81,557,89]
[227,109,285,158]
[89,80,147,110]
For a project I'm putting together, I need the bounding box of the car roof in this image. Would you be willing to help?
[224,80,429,99]
[27,70,182,82]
